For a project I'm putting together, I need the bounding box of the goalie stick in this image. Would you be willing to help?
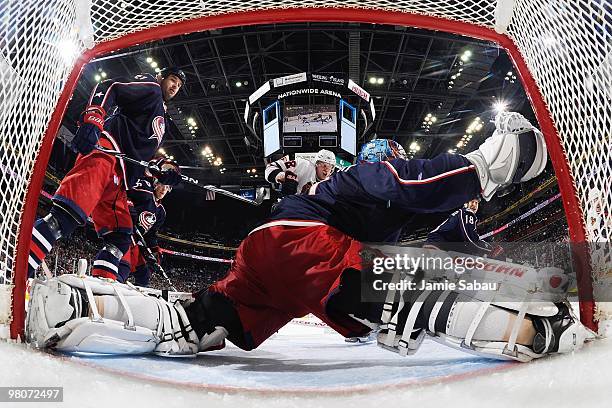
[94,146,265,206]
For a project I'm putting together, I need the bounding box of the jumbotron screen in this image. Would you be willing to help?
[283,105,338,133]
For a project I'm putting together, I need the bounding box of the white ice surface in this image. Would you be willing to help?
[1,321,612,408]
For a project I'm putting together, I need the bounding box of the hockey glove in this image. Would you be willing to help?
[280,171,298,195]
[157,168,181,186]
[72,106,105,154]
[150,246,163,264]
[148,159,182,186]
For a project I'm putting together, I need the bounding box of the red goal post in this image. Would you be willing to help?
[1,1,609,340]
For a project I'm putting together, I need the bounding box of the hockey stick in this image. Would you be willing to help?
[132,227,177,292]
[94,146,264,206]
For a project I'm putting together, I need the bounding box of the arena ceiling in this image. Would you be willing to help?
[56,22,535,190]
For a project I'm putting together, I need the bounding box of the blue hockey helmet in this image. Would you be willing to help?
[159,66,186,85]
[357,139,407,163]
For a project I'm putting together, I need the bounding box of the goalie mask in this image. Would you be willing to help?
[357,139,407,163]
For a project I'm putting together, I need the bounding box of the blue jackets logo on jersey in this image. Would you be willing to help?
[150,116,165,146]
[139,211,157,232]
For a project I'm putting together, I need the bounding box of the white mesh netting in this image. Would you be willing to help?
[0,1,610,337]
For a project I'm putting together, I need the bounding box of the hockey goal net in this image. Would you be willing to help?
[0,1,610,339]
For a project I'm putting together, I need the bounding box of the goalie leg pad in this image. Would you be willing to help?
[26,275,199,356]
[377,281,594,362]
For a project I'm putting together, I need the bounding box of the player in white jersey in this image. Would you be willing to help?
[265,149,336,196]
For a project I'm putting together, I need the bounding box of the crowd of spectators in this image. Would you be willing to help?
[39,226,232,293]
[147,257,230,292]
[162,229,242,249]
[45,228,99,275]
[160,236,236,258]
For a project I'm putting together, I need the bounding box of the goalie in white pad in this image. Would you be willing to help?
[370,248,595,362]
[26,274,199,356]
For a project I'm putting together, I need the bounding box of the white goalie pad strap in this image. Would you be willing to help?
[380,269,401,327]
[463,301,491,348]
[383,294,405,346]
[503,293,531,357]
[150,296,198,357]
[433,333,541,363]
[172,300,199,345]
[170,302,198,355]
[152,297,169,340]
[112,285,135,330]
[382,275,407,347]
[397,290,431,356]
[378,329,426,357]
[462,290,496,349]
[81,278,102,322]
[541,318,553,352]
[428,290,451,333]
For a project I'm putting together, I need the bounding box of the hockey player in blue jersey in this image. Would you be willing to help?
[94,158,175,285]
[28,112,593,361]
[125,171,171,287]
[28,67,185,280]
[425,197,502,257]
